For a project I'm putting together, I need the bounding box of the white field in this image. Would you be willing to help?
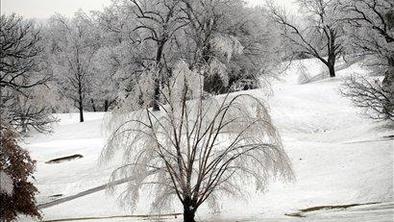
[20,59,393,221]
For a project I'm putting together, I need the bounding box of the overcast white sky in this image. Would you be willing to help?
[1,0,296,19]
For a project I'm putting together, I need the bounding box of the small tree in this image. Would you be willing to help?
[341,75,393,121]
[102,61,293,222]
[0,124,40,221]
[269,0,345,77]
[3,87,56,133]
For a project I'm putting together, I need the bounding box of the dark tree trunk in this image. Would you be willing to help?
[183,197,197,222]
[328,63,335,78]
[79,101,84,123]
[383,55,394,91]
[183,206,196,222]
[388,55,394,67]
[152,40,165,111]
[327,54,336,77]
[91,99,97,112]
[104,100,109,112]
[78,80,84,123]
[21,116,27,134]
[152,79,161,111]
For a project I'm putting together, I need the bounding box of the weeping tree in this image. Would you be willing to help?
[102,61,294,222]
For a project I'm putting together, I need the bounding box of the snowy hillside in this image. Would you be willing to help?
[20,59,393,221]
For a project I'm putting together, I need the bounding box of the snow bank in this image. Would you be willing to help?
[20,58,393,221]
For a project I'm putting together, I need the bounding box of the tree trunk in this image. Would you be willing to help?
[388,55,394,67]
[152,40,166,111]
[328,64,335,78]
[91,99,97,112]
[152,79,160,111]
[183,196,197,222]
[79,101,84,123]
[104,100,109,112]
[78,82,84,122]
[183,206,196,222]
[326,52,336,78]
[21,116,27,134]
[382,56,394,95]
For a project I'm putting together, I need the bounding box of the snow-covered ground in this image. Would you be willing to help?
[20,59,393,221]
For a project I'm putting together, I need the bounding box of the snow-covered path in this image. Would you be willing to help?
[20,59,393,221]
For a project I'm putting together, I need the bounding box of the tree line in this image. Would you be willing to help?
[2,0,286,129]
[1,0,392,131]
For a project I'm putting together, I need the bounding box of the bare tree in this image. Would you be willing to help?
[0,14,50,220]
[337,0,393,121]
[0,14,49,91]
[2,87,56,133]
[93,0,283,112]
[180,0,241,91]
[102,62,293,222]
[130,0,188,111]
[341,75,393,121]
[48,12,101,122]
[180,0,281,93]
[93,3,145,112]
[269,0,345,77]
[337,0,393,68]
[0,14,54,133]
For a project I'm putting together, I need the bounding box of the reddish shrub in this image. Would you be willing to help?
[0,124,40,221]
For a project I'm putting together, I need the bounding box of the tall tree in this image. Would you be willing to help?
[93,3,145,112]
[48,12,101,122]
[179,0,249,93]
[130,0,187,111]
[269,0,345,77]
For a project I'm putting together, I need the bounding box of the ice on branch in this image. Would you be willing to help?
[210,34,244,62]
[170,61,203,100]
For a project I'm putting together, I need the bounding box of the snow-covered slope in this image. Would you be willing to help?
[20,59,393,221]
